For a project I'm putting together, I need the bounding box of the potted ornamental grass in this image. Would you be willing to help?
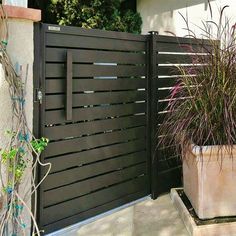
[159,5,236,220]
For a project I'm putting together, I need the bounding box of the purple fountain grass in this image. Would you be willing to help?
[159,3,236,159]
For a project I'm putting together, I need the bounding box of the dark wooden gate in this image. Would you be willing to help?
[33,24,150,234]
[33,23,211,234]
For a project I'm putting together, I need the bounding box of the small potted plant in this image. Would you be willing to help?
[159,5,236,219]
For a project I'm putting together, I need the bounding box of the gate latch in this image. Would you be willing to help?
[35,89,43,104]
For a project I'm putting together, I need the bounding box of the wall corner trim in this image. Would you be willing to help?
[1,5,41,22]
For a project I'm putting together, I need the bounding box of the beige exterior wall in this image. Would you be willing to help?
[0,18,34,234]
[3,0,28,8]
[137,0,236,37]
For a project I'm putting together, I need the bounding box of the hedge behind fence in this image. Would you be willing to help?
[30,0,142,34]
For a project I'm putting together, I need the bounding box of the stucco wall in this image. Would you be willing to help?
[3,0,28,8]
[0,18,34,233]
[137,0,236,37]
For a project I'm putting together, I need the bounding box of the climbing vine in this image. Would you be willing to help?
[0,6,51,236]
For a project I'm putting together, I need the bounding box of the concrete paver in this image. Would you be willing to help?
[50,194,189,236]
[133,195,188,236]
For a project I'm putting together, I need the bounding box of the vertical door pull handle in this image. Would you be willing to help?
[66,50,73,121]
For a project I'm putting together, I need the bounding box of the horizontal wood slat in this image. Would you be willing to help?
[46,91,146,110]
[157,54,192,64]
[156,78,177,88]
[158,101,170,112]
[158,97,190,112]
[43,150,146,190]
[157,66,180,76]
[45,115,146,140]
[158,156,181,171]
[44,24,147,41]
[157,53,210,64]
[46,48,146,64]
[157,65,198,76]
[45,102,146,124]
[44,139,146,174]
[157,112,171,125]
[45,64,146,78]
[42,189,148,233]
[46,33,146,51]
[157,89,172,100]
[156,42,211,53]
[44,126,146,157]
[43,163,147,207]
[42,176,147,225]
[46,78,146,93]
[156,35,212,45]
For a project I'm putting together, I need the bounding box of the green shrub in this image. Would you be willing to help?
[45,0,142,34]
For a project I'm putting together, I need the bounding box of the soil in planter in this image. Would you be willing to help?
[177,189,236,226]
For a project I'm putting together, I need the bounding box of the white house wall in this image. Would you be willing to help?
[137,0,236,38]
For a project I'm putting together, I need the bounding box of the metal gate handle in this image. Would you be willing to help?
[66,50,73,121]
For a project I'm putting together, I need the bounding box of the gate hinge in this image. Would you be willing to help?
[35,89,43,104]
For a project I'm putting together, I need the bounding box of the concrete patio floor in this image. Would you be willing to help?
[50,194,189,236]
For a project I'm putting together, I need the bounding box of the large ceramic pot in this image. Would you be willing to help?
[183,145,236,219]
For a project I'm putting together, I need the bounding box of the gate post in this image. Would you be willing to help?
[147,31,159,200]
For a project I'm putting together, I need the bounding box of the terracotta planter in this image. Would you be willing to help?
[183,145,236,219]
